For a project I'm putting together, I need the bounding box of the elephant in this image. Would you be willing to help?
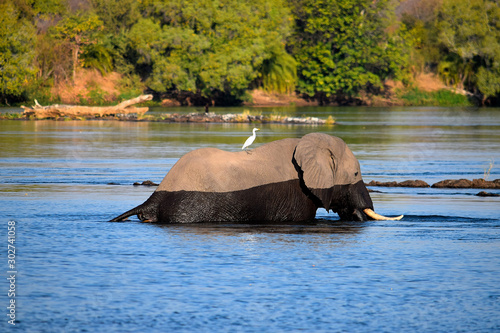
[110,133,403,223]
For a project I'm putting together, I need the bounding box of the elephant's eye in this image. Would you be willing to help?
[355,172,359,177]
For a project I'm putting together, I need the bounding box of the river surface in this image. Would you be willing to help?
[1,106,499,332]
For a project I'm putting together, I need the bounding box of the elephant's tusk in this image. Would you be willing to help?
[363,208,403,221]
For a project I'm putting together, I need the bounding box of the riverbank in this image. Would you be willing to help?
[2,94,335,124]
[5,69,475,108]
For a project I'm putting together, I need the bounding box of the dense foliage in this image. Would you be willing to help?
[437,0,500,102]
[288,0,408,103]
[127,0,293,103]
[0,1,37,103]
[1,0,500,105]
[402,0,500,104]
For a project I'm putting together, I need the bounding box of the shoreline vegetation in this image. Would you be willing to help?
[2,0,499,108]
[0,70,477,123]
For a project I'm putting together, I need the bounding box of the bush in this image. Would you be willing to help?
[399,88,473,106]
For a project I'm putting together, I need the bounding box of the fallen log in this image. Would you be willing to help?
[21,95,153,118]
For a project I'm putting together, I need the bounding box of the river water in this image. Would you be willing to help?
[1,106,499,332]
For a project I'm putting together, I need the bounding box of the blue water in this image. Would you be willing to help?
[1,106,500,332]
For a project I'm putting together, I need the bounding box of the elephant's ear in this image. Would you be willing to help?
[293,133,336,209]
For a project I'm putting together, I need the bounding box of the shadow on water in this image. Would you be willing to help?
[150,219,366,236]
[121,214,499,238]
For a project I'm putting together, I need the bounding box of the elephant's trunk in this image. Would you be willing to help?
[363,208,403,221]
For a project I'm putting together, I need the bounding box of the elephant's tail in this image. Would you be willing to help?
[109,194,159,222]
[109,205,143,222]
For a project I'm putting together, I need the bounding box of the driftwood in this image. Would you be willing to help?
[21,95,153,118]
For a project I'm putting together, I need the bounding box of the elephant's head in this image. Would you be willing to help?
[293,133,402,221]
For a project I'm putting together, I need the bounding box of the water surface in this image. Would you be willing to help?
[1,106,499,332]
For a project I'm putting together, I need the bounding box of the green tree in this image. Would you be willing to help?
[81,43,113,74]
[0,1,37,103]
[35,33,73,85]
[399,0,442,75]
[34,0,67,19]
[91,0,140,33]
[258,48,297,94]
[30,0,69,90]
[89,0,141,77]
[128,0,292,103]
[288,0,409,102]
[436,0,500,102]
[50,12,104,83]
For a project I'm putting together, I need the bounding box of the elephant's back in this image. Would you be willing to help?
[157,138,300,192]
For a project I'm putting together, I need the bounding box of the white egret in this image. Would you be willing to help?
[242,128,260,151]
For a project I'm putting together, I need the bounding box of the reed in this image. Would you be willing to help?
[483,159,494,181]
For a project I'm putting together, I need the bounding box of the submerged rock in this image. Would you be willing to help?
[399,180,430,187]
[133,180,159,186]
[431,179,472,188]
[431,178,500,189]
[366,180,430,188]
[476,191,500,197]
[367,178,500,189]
